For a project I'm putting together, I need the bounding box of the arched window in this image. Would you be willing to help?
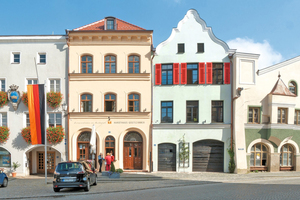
[124,132,143,142]
[128,93,140,112]
[105,136,115,156]
[105,94,116,112]
[105,55,116,73]
[0,147,11,167]
[289,81,297,95]
[81,55,93,73]
[81,94,92,112]
[128,55,140,73]
[280,144,293,167]
[250,143,268,168]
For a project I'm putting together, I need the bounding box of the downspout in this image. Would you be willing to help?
[150,42,155,172]
[66,29,70,161]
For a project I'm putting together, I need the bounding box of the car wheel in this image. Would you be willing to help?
[2,178,8,187]
[84,180,90,192]
[54,188,60,192]
[93,176,97,186]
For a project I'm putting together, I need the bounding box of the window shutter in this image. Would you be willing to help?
[198,62,205,84]
[224,62,230,84]
[155,64,161,85]
[173,63,179,85]
[181,63,187,84]
[206,62,212,84]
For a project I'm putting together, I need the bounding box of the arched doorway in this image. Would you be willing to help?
[250,143,268,171]
[77,131,97,162]
[280,144,294,171]
[158,143,176,171]
[123,132,143,170]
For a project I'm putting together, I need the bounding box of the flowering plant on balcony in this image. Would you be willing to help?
[0,91,9,108]
[0,126,10,143]
[47,92,63,109]
[21,92,28,107]
[47,126,65,144]
[21,127,31,144]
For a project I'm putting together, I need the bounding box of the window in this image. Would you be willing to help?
[0,147,11,167]
[105,94,116,112]
[81,55,93,73]
[177,43,184,53]
[161,101,173,123]
[105,55,116,73]
[289,81,297,95]
[212,63,223,84]
[49,113,62,127]
[81,94,92,112]
[280,144,293,167]
[197,43,204,53]
[250,143,268,167]
[186,101,198,123]
[278,108,287,124]
[27,79,38,85]
[50,79,60,92]
[0,79,5,92]
[248,107,260,123]
[106,18,115,30]
[295,110,300,125]
[128,55,140,73]
[12,52,20,63]
[128,94,140,112]
[187,64,198,84]
[26,113,30,127]
[212,101,223,123]
[0,113,7,127]
[161,64,173,85]
[105,136,115,156]
[39,53,46,64]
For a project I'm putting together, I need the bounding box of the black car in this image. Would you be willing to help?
[53,161,97,192]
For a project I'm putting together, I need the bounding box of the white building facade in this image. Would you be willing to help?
[152,10,235,172]
[0,35,68,176]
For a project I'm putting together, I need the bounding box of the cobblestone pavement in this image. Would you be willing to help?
[1,171,300,199]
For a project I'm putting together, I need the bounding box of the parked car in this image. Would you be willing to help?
[0,168,8,187]
[53,161,97,192]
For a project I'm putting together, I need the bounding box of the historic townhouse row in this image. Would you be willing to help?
[1,10,300,176]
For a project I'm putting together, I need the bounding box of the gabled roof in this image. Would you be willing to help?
[269,76,296,97]
[73,18,145,31]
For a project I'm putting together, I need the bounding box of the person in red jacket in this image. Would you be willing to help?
[105,153,112,171]
[111,152,115,162]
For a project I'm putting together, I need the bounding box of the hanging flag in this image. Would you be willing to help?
[27,84,45,145]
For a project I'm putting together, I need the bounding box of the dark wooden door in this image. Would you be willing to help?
[77,142,89,161]
[124,142,142,169]
[158,143,176,171]
[36,151,56,174]
[193,140,224,172]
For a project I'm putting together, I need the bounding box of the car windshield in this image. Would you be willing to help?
[55,162,84,173]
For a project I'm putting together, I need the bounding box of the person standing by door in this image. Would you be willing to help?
[98,153,104,172]
[105,153,112,171]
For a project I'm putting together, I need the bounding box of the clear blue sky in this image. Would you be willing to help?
[1,0,299,63]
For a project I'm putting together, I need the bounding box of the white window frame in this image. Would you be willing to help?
[48,78,61,92]
[24,112,30,128]
[11,52,21,64]
[0,112,8,127]
[0,78,6,92]
[48,112,62,127]
[25,78,38,91]
[37,52,47,65]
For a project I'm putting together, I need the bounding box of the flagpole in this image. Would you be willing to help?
[44,81,47,184]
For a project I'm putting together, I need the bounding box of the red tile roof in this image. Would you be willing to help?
[74,18,145,31]
[269,76,296,97]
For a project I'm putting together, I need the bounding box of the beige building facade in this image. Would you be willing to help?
[67,17,153,171]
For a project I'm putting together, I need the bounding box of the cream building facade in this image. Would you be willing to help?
[67,17,153,171]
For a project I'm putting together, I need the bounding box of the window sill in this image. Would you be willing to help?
[37,63,46,65]
[11,62,20,64]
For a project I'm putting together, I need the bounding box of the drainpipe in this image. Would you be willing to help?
[66,30,70,161]
[150,43,155,172]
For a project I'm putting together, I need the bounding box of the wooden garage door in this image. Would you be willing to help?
[158,143,176,171]
[193,140,224,172]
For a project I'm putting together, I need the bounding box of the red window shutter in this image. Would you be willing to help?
[173,63,179,85]
[198,62,205,84]
[224,62,230,84]
[181,63,187,84]
[206,62,212,84]
[155,64,161,85]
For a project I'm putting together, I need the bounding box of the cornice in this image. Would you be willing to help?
[69,73,150,81]
[0,35,67,43]
[245,123,300,130]
[69,112,151,119]
[153,123,231,129]
[156,9,235,55]
[258,55,300,76]
[233,52,260,59]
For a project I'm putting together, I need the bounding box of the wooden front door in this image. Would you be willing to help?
[158,143,176,171]
[123,142,142,169]
[36,151,56,174]
[77,142,89,161]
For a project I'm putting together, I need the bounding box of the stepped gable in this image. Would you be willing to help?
[74,18,145,31]
[269,75,296,97]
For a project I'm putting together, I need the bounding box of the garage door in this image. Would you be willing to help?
[158,143,176,171]
[193,140,224,172]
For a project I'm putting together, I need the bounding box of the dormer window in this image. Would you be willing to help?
[106,17,115,30]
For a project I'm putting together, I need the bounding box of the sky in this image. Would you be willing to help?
[0,0,299,69]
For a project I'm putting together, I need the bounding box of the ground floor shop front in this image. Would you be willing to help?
[152,125,231,173]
